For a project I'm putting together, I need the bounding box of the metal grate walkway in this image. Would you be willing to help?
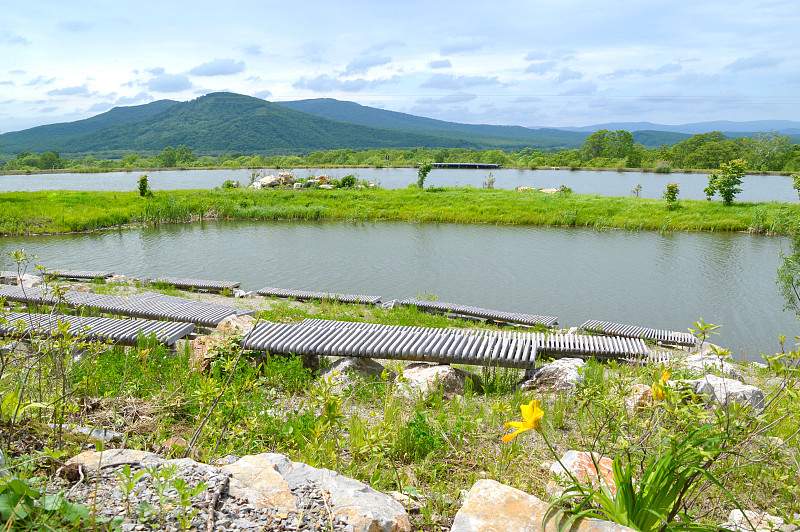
[580,319,696,347]
[399,298,559,327]
[152,277,240,292]
[0,312,194,346]
[43,270,115,280]
[256,287,382,305]
[0,285,245,327]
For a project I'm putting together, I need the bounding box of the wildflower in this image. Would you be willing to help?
[502,399,544,442]
[652,370,670,400]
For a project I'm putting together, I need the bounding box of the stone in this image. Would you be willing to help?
[520,358,585,393]
[688,374,765,412]
[320,357,396,391]
[684,354,744,382]
[293,182,303,190]
[257,175,279,188]
[277,172,295,185]
[18,274,41,287]
[188,335,215,372]
[397,362,483,398]
[722,509,799,532]
[451,479,635,532]
[548,450,616,497]
[540,188,559,194]
[319,184,335,189]
[624,383,654,415]
[215,314,256,334]
[381,299,401,310]
[48,423,124,443]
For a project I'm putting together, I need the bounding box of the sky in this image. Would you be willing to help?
[1,0,799,133]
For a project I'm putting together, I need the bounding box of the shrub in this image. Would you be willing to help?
[340,174,357,188]
[705,158,746,205]
[417,163,433,188]
[662,182,679,208]
[138,174,150,197]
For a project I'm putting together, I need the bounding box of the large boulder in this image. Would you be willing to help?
[451,479,634,532]
[688,374,765,412]
[397,363,482,398]
[257,175,279,188]
[520,358,585,393]
[66,449,411,532]
[683,354,744,382]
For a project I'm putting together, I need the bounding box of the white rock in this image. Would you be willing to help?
[722,509,799,532]
[520,358,585,393]
[689,374,765,412]
[684,354,744,382]
[397,363,482,398]
[320,357,396,390]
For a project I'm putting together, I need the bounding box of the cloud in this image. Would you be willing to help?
[514,96,543,103]
[604,63,682,79]
[115,92,153,105]
[440,37,490,56]
[525,61,557,74]
[146,74,192,92]
[242,44,261,56]
[57,20,92,32]
[293,74,397,92]
[416,92,477,105]
[254,89,273,99]
[26,76,56,86]
[46,84,91,96]
[39,106,57,113]
[555,69,582,83]
[785,72,800,85]
[559,81,597,96]
[189,58,246,76]
[421,73,500,90]
[344,55,392,75]
[146,67,165,75]
[2,30,30,45]
[428,59,451,69]
[724,51,783,72]
[362,40,405,53]
[525,48,574,61]
[0,81,13,86]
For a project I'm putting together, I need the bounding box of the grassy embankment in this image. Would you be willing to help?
[0,282,798,531]
[1,187,798,236]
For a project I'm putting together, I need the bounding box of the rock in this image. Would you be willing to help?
[397,363,483,398]
[624,383,654,415]
[277,172,295,185]
[67,449,412,532]
[257,175,279,188]
[689,374,765,412]
[520,358,585,393]
[18,274,41,287]
[540,188,559,194]
[48,423,124,443]
[189,335,215,372]
[293,182,303,190]
[215,314,256,334]
[233,288,254,298]
[722,509,799,532]
[223,453,411,532]
[319,184,335,190]
[451,479,635,532]
[320,357,396,391]
[68,284,94,293]
[381,299,401,310]
[683,354,744,382]
[388,491,424,512]
[548,450,616,497]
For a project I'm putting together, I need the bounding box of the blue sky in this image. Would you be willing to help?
[1,0,798,132]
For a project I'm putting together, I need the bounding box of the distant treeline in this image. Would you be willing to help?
[3,130,798,174]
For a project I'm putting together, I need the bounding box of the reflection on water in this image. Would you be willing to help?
[1,220,796,360]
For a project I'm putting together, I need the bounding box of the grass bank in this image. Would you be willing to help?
[1,187,798,236]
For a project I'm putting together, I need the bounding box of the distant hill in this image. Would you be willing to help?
[277,98,589,150]
[557,119,800,135]
[0,93,485,157]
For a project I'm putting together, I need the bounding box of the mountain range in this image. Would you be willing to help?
[1,92,797,158]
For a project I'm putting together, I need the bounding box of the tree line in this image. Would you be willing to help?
[2,130,798,173]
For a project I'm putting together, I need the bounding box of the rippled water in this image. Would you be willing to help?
[1,220,796,360]
[1,167,796,202]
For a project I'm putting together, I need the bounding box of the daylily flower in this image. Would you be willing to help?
[652,370,670,400]
[502,399,544,442]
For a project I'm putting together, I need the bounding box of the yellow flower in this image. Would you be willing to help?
[502,399,544,442]
[652,370,670,400]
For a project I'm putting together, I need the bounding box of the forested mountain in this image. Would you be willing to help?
[277,98,589,150]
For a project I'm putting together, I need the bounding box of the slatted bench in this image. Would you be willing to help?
[43,270,115,280]
[151,277,240,293]
[256,287,382,305]
[580,319,696,347]
[399,297,559,328]
[0,311,194,346]
[242,319,537,368]
[0,285,245,328]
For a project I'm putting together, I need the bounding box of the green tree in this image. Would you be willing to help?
[158,146,177,168]
[706,158,746,205]
[175,145,196,166]
[581,129,609,160]
[662,182,680,209]
[605,130,634,159]
[38,150,62,170]
[741,131,790,171]
[417,162,432,188]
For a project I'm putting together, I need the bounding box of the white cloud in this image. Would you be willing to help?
[421,74,501,90]
[724,52,783,72]
[428,59,451,69]
[344,55,392,76]
[189,58,246,77]
[147,74,192,93]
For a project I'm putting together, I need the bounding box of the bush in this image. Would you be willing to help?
[662,182,680,208]
[417,163,433,188]
[705,158,746,205]
[137,174,150,197]
[340,174,357,188]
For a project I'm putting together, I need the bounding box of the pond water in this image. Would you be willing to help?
[1,220,796,361]
[0,167,796,202]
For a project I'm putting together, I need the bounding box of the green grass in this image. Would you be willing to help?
[0,187,798,236]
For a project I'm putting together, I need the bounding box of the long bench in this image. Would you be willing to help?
[257,287,382,305]
[43,269,115,280]
[580,319,696,347]
[0,311,194,346]
[0,285,247,327]
[151,277,240,293]
[399,297,559,328]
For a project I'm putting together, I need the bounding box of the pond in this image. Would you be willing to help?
[1,220,796,361]
[1,167,796,202]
